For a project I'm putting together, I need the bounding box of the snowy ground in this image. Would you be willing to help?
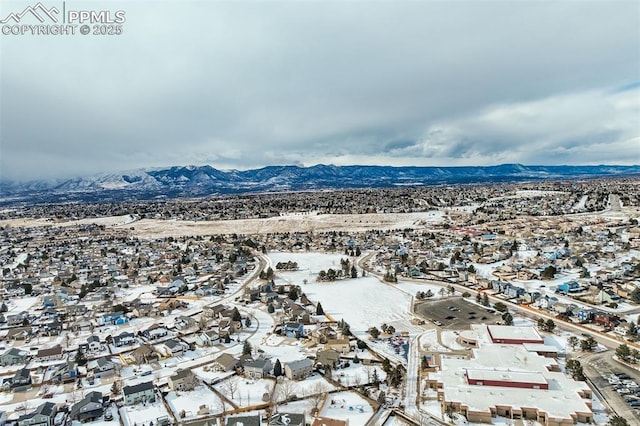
[282,373,336,400]
[165,385,224,418]
[214,375,275,408]
[119,400,171,426]
[331,363,386,388]
[268,252,414,338]
[321,391,374,426]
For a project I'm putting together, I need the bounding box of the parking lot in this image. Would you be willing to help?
[585,355,640,421]
[414,296,502,330]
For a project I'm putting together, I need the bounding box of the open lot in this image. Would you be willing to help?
[414,297,501,330]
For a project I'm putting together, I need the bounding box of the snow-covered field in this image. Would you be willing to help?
[119,400,171,426]
[0,214,137,229]
[166,385,224,418]
[122,211,445,238]
[268,252,415,337]
[214,376,275,408]
[320,391,374,426]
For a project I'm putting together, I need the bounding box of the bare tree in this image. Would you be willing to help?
[276,379,298,403]
[353,373,362,387]
[364,366,374,384]
[221,378,239,400]
[309,382,328,415]
[198,314,208,331]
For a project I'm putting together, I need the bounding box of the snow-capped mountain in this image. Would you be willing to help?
[1,163,638,205]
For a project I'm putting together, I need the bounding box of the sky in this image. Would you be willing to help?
[1,0,639,181]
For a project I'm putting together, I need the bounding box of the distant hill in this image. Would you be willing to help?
[1,163,639,205]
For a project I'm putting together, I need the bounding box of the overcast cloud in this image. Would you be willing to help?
[1,0,639,180]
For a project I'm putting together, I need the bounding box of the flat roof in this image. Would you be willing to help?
[466,369,548,385]
[432,344,591,419]
[487,325,543,342]
[523,343,559,353]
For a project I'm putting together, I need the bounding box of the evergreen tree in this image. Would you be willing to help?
[567,336,579,350]
[565,359,586,381]
[501,312,513,326]
[616,343,631,361]
[110,379,121,395]
[232,307,242,322]
[316,302,324,315]
[274,359,283,376]
[288,287,299,301]
[372,368,380,385]
[351,265,358,278]
[75,348,87,366]
[545,319,556,332]
[381,358,392,374]
[242,341,252,356]
[608,416,629,426]
[581,336,597,352]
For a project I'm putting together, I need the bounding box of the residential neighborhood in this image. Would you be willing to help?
[0,179,638,426]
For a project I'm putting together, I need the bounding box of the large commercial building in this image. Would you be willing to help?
[426,325,593,425]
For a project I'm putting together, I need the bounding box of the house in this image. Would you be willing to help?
[212,353,239,372]
[143,324,169,340]
[284,358,313,380]
[36,345,64,362]
[325,339,350,354]
[283,322,305,338]
[315,349,341,369]
[269,413,305,426]
[164,339,185,357]
[168,368,197,391]
[51,360,77,383]
[99,312,129,326]
[132,344,158,364]
[12,368,31,389]
[17,403,57,426]
[576,308,595,323]
[0,348,28,366]
[87,357,115,377]
[86,336,102,352]
[556,280,585,294]
[112,331,136,347]
[123,381,155,405]
[70,391,104,422]
[226,414,261,426]
[194,330,219,347]
[243,357,272,379]
[594,312,620,330]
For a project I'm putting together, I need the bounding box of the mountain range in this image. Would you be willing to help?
[1,164,639,205]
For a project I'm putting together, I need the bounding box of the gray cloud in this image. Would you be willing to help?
[1,0,639,180]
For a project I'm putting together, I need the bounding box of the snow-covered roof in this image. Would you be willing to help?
[487,325,544,343]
